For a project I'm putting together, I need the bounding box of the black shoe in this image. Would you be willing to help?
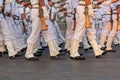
[100,47,106,50]
[102,51,108,56]
[26,57,39,61]
[80,53,83,56]
[9,56,15,59]
[37,50,42,53]
[58,43,64,47]
[3,51,8,54]
[15,52,24,57]
[64,49,70,53]
[113,44,119,46]
[89,47,93,49]
[70,56,85,60]
[50,56,62,60]
[20,47,27,52]
[106,49,116,52]
[38,48,44,50]
[57,53,65,57]
[84,48,89,51]
[43,46,48,48]
[0,52,2,57]
[34,53,42,57]
[59,49,66,53]
[96,55,102,59]
[84,47,93,51]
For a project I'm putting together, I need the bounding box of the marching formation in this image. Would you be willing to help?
[0,0,120,61]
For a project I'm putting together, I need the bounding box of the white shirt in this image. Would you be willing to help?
[30,0,38,5]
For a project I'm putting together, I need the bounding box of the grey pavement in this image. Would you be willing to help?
[0,45,120,80]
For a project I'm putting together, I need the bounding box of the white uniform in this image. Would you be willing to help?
[4,3,23,52]
[25,0,41,58]
[11,1,26,51]
[42,6,60,56]
[0,0,18,57]
[70,1,104,57]
[63,0,74,51]
[99,0,119,50]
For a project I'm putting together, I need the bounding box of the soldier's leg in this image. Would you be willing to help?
[42,22,62,59]
[99,21,111,49]
[65,18,74,52]
[25,9,41,60]
[86,29,105,58]
[106,15,117,51]
[1,17,22,58]
[70,21,86,60]
[82,35,91,50]
[0,33,4,57]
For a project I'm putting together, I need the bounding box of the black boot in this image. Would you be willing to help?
[0,52,2,57]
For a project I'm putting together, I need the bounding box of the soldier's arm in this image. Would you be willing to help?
[111,0,118,3]
[98,0,118,6]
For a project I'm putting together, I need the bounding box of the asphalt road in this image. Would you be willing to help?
[0,45,120,80]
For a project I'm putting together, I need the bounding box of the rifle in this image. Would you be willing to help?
[110,6,113,30]
[22,20,27,33]
[117,14,120,31]
[72,9,76,30]
[84,0,92,28]
[38,0,48,31]
[21,14,27,33]
[116,5,120,31]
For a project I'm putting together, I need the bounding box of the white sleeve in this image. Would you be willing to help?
[102,1,111,6]
[88,4,94,17]
[19,6,24,15]
[5,0,15,5]
[71,0,79,9]
[42,6,49,19]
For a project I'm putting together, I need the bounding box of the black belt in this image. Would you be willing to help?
[93,19,102,20]
[79,4,86,6]
[103,14,111,15]
[13,15,20,20]
[66,15,72,17]
[32,7,39,9]
[112,13,117,14]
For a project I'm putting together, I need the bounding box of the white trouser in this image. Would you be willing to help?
[65,16,74,50]
[47,40,59,56]
[5,40,17,57]
[82,35,91,49]
[0,14,14,41]
[25,9,41,58]
[0,31,5,52]
[70,6,86,57]
[106,14,117,50]
[70,5,103,57]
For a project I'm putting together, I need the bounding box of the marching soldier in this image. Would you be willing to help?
[99,0,118,52]
[63,0,74,52]
[69,0,108,60]
[0,0,23,58]
[25,0,64,61]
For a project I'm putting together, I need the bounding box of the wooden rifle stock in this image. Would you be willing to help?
[84,5,92,28]
[40,18,48,31]
[117,19,120,31]
[39,0,48,31]
[73,13,76,30]
[117,14,120,31]
[22,21,27,33]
